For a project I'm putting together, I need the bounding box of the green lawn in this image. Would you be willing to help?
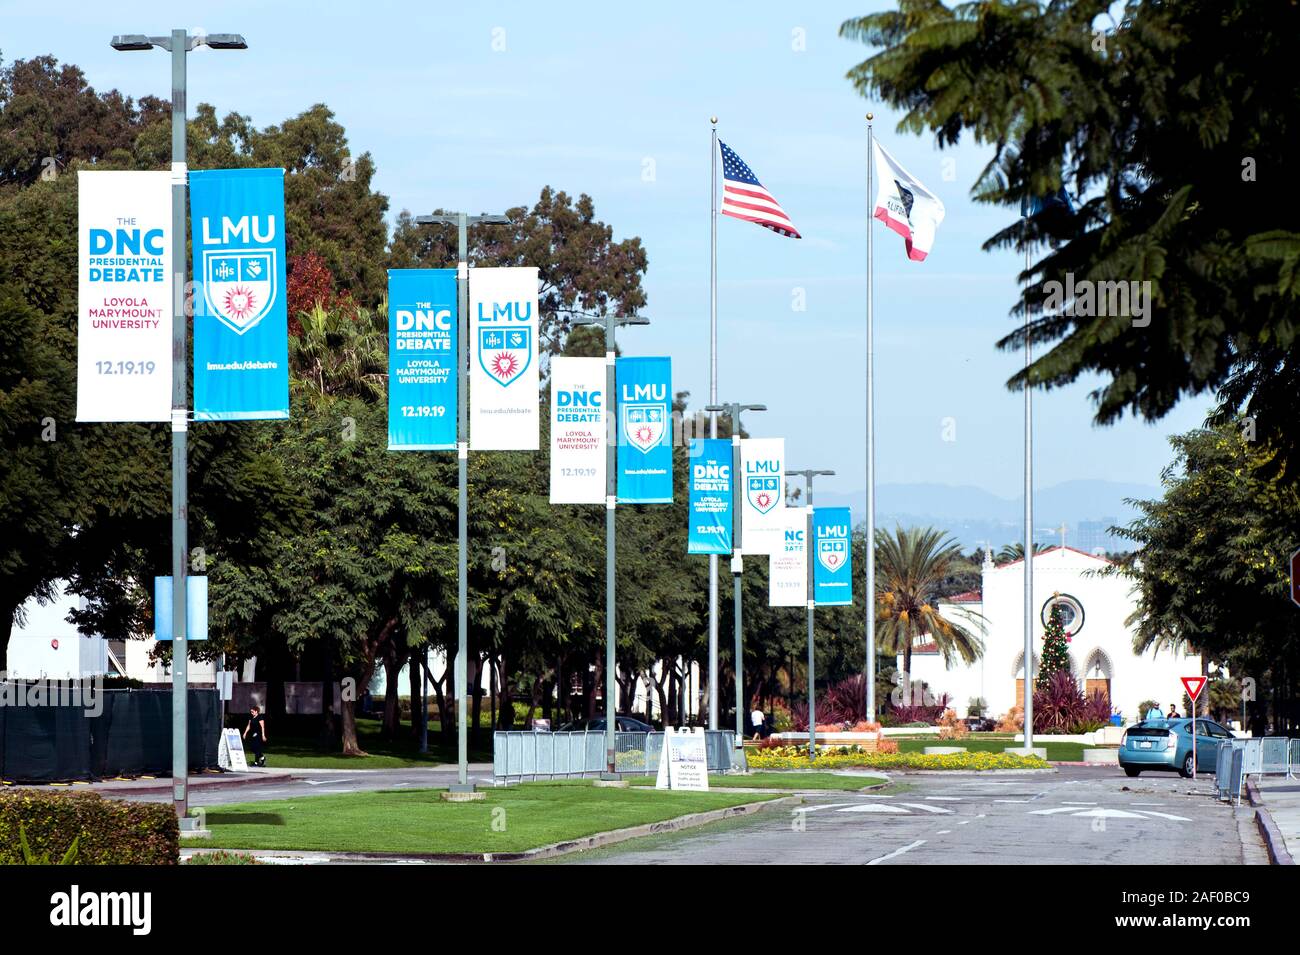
[892,736,1095,762]
[628,772,885,791]
[249,718,492,770]
[202,782,780,855]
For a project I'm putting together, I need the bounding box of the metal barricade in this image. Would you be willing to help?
[493,728,735,781]
[1214,740,1237,801]
[1291,739,1300,779]
[1260,737,1289,775]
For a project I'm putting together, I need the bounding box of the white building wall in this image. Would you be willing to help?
[901,548,1196,721]
[6,583,107,679]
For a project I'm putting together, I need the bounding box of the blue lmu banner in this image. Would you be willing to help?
[388,268,457,450]
[190,168,289,420]
[687,438,732,554]
[812,507,853,606]
[616,356,672,503]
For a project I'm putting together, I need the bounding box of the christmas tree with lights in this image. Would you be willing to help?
[1036,597,1073,691]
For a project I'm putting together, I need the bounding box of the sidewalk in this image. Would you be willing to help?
[13,767,296,796]
[1249,776,1299,864]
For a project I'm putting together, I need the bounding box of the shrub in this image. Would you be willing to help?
[186,850,263,865]
[877,739,899,755]
[938,709,969,740]
[769,700,793,733]
[1032,671,1087,735]
[747,745,1049,771]
[996,706,1024,732]
[0,791,178,865]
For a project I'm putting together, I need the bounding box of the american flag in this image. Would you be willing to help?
[719,141,801,239]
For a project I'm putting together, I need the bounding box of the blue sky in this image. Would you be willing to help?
[3,0,1209,499]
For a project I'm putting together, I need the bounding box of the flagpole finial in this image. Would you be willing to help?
[866,112,874,121]
[710,116,718,126]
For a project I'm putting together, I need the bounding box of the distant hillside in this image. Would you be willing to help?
[810,479,1158,552]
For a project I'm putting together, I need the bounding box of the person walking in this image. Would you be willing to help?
[243,704,268,767]
[750,706,766,740]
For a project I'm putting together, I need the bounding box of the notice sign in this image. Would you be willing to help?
[76,171,173,422]
[655,727,709,791]
[218,728,248,771]
[549,357,605,503]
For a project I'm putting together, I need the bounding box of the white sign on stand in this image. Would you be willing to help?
[655,727,709,791]
[218,728,248,771]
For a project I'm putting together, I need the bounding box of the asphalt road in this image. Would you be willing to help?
[566,766,1267,865]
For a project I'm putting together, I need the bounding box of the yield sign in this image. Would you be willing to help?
[1181,676,1207,702]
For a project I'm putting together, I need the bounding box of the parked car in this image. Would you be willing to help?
[557,715,654,733]
[1118,717,1235,778]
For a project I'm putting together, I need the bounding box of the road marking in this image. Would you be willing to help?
[1062,801,1097,805]
[792,804,852,813]
[935,829,952,835]
[957,820,972,825]
[1134,810,1193,821]
[867,840,926,865]
[995,799,1033,803]
[1071,808,1149,819]
[837,804,910,814]
[925,796,962,801]
[901,802,954,814]
[1030,807,1088,815]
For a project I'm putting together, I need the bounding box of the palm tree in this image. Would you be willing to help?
[875,526,984,679]
[289,301,388,408]
[994,541,1049,563]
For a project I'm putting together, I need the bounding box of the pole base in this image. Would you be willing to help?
[593,775,629,788]
[441,785,485,802]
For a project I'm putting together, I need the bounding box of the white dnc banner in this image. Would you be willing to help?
[470,266,540,449]
[549,357,605,504]
[77,171,172,421]
[739,437,786,555]
[769,506,809,607]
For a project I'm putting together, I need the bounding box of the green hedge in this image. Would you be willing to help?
[0,791,178,865]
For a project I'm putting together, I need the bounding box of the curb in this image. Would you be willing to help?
[1245,779,1295,866]
[95,773,299,796]
[187,793,801,864]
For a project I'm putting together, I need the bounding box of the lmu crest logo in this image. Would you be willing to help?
[621,402,666,453]
[746,476,780,514]
[203,250,276,335]
[478,327,532,386]
[818,537,847,573]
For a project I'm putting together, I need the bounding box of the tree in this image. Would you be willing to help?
[840,1,1300,441]
[388,187,648,356]
[874,526,984,679]
[1110,424,1300,730]
[1036,599,1071,691]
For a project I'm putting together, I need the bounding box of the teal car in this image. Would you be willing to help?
[1118,718,1235,778]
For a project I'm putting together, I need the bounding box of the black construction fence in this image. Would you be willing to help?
[0,685,220,782]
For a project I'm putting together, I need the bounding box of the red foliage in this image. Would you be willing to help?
[287,251,338,334]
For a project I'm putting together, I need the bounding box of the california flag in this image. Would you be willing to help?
[872,140,945,261]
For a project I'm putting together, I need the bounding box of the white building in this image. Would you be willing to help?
[902,546,1196,722]
[6,583,110,679]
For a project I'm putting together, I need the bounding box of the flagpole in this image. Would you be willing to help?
[864,114,877,723]
[1022,201,1035,751]
[708,116,719,730]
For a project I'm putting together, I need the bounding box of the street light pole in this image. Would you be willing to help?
[570,312,649,775]
[705,401,765,750]
[786,467,835,760]
[415,211,509,792]
[111,28,246,825]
